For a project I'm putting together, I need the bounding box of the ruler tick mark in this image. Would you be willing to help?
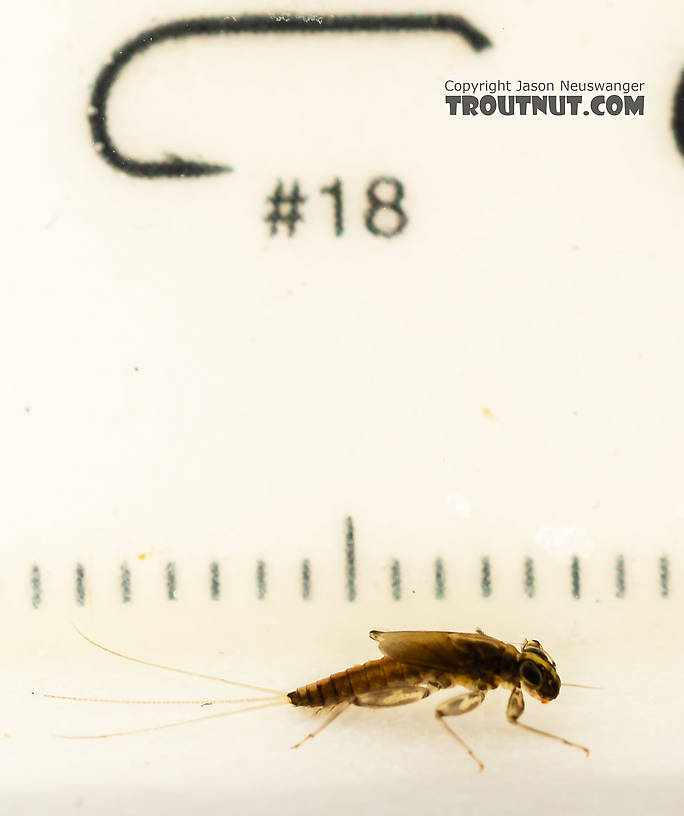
[524,557,535,598]
[257,560,267,600]
[166,562,177,601]
[120,562,131,603]
[345,516,356,602]
[75,563,86,606]
[615,554,625,598]
[390,559,401,601]
[301,559,311,600]
[659,555,669,598]
[210,561,220,600]
[481,556,491,598]
[570,556,581,599]
[31,564,41,609]
[434,557,445,599]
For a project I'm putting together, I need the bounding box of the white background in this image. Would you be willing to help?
[2,1,683,813]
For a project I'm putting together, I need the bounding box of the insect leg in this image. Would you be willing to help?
[291,700,351,749]
[505,688,589,756]
[292,687,431,749]
[434,691,486,772]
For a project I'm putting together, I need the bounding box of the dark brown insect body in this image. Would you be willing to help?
[285,629,584,767]
[289,657,429,707]
[288,633,520,709]
[50,626,588,771]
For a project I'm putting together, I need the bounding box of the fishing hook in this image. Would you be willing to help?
[88,13,492,179]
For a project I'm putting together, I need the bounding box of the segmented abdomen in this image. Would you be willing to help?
[287,656,427,707]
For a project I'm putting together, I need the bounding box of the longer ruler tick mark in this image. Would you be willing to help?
[524,557,535,598]
[434,557,445,599]
[481,556,491,597]
[120,562,131,603]
[75,563,86,606]
[615,554,625,598]
[166,562,177,601]
[390,559,401,601]
[257,560,267,600]
[301,558,311,600]
[659,555,669,598]
[210,561,220,600]
[345,516,356,601]
[31,564,41,608]
[571,556,580,599]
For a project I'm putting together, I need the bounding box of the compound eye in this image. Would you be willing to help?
[520,661,542,686]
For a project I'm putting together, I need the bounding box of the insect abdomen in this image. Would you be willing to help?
[287,657,425,707]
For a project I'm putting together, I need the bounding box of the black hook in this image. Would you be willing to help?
[89,13,492,179]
